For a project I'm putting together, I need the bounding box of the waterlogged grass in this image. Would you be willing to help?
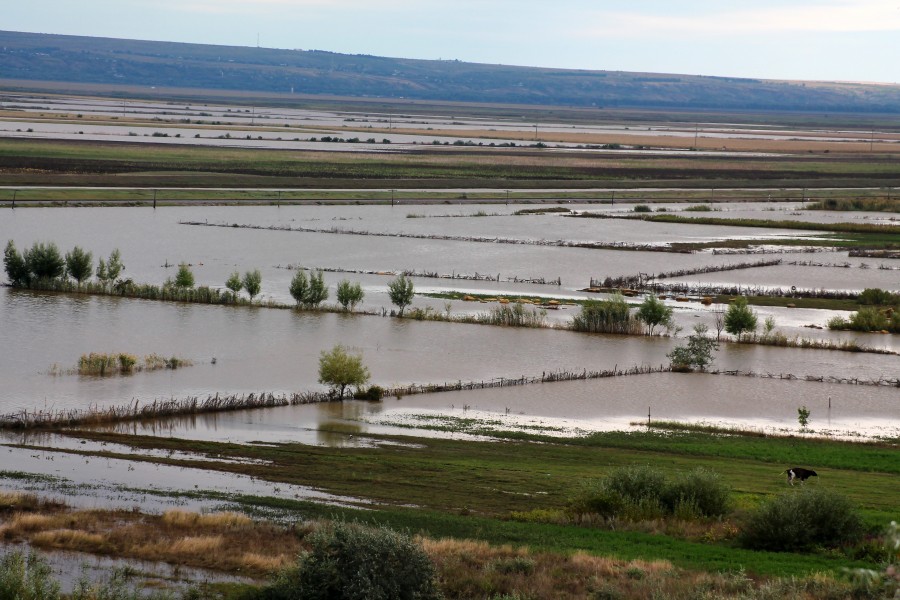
[25,427,894,584]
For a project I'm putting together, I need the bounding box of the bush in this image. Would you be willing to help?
[572,294,642,334]
[633,204,652,213]
[569,466,730,521]
[354,385,384,401]
[0,551,60,600]
[739,488,864,552]
[267,521,442,600]
[661,467,730,517]
[667,324,718,371]
[859,288,898,306]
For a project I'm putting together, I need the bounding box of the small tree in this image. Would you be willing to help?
[3,240,29,286]
[712,307,726,342]
[242,269,262,300]
[64,246,93,284]
[23,242,65,280]
[667,324,718,371]
[318,345,370,399]
[336,279,364,311]
[97,249,124,287]
[289,270,309,306]
[106,249,124,282]
[174,263,195,288]
[797,406,811,431]
[636,294,674,336]
[388,274,415,316]
[304,270,328,307]
[724,296,757,340]
[225,271,242,295]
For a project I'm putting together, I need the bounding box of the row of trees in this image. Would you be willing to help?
[4,240,124,287]
[288,270,415,314]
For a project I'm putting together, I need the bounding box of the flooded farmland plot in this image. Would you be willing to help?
[2,194,900,526]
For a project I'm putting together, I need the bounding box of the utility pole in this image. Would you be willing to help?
[693,124,699,149]
[11,189,16,209]
[505,189,509,205]
[153,189,157,209]
[391,189,395,207]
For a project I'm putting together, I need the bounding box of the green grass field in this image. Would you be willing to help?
[40,424,898,579]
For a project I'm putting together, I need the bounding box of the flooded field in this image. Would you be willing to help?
[2,203,898,413]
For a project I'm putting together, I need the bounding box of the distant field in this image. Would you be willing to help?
[1,137,899,191]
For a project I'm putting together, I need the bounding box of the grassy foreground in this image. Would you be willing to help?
[11,425,893,585]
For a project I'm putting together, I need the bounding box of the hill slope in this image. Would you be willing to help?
[2,30,900,113]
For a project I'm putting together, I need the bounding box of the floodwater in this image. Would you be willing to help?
[54,372,900,444]
[1,203,898,448]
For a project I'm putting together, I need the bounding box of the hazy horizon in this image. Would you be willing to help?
[4,1,899,85]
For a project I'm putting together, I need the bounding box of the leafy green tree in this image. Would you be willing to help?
[636,294,674,336]
[97,249,124,286]
[289,270,309,306]
[724,296,757,339]
[667,324,718,371]
[174,263,195,288]
[3,240,29,286]
[336,279,365,311]
[106,249,124,282]
[388,274,415,316]
[242,269,262,300]
[304,270,328,307]
[23,242,64,280]
[225,271,243,295]
[64,246,93,284]
[318,345,370,399]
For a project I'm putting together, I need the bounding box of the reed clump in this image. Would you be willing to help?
[75,352,193,376]
[477,303,547,327]
[572,294,643,334]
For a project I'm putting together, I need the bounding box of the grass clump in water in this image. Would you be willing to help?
[571,294,643,334]
[75,353,193,376]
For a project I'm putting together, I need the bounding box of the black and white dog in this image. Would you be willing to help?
[784,467,817,485]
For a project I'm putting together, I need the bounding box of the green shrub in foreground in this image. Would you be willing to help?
[739,487,864,552]
[267,521,442,600]
[0,551,60,600]
[569,466,730,521]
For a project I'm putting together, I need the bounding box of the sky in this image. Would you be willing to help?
[5,0,900,83]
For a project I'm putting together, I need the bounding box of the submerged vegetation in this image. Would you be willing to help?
[572,293,643,334]
[64,352,193,376]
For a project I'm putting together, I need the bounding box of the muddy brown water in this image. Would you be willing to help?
[1,205,897,437]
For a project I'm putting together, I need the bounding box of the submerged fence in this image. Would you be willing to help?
[0,365,668,430]
[277,264,562,286]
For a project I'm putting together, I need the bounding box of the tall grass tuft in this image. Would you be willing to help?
[76,353,192,376]
[572,294,642,334]
[478,303,547,327]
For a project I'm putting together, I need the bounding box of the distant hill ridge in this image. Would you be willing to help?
[2,30,899,113]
